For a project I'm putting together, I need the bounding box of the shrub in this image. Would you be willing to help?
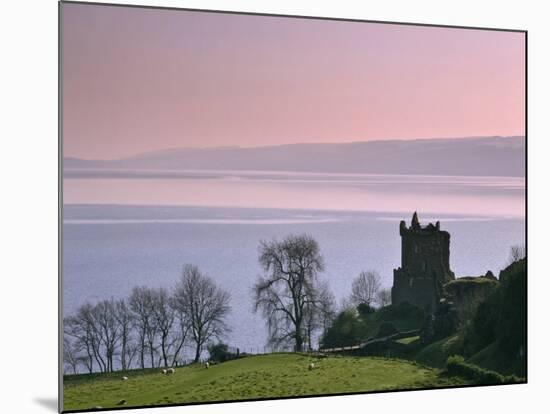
[207,343,237,363]
[377,301,424,321]
[446,355,522,384]
[321,309,363,348]
[415,335,464,368]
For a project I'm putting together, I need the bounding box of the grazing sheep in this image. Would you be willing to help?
[121,376,128,381]
[161,369,167,375]
[167,367,175,374]
[308,363,315,371]
[116,399,127,406]
[205,362,210,369]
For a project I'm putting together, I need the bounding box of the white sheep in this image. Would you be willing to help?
[161,369,167,375]
[205,362,210,369]
[121,376,128,381]
[167,367,175,374]
[308,363,315,371]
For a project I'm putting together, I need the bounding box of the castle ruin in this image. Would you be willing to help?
[391,212,455,312]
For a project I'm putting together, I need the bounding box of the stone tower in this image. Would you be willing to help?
[391,212,455,312]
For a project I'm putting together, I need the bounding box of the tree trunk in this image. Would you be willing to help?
[85,345,94,374]
[121,341,127,371]
[295,333,303,352]
[149,345,155,368]
[295,315,303,352]
[193,343,201,363]
[139,337,145,369]
[171,337,185,367]
[161,336,168,367]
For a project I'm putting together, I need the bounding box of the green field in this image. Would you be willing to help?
[63,353,470,411]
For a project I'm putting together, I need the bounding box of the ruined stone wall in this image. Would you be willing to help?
[392,269,439,311]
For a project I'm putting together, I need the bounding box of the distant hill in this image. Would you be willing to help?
[64,136,525,177]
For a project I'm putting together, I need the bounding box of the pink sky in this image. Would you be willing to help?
[62,3,525,160]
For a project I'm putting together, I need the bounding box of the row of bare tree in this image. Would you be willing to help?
[63,264,230,374]
[64,233,392,374]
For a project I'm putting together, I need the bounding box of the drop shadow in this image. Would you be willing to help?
[34,397,58,412]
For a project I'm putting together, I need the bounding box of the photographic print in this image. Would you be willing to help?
[60,1,526,412]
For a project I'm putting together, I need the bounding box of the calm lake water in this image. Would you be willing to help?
[63,171,525,353]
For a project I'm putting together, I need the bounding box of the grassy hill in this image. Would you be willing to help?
[414,335,463,368]
[63,353,470,411]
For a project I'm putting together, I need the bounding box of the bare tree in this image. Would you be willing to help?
[508,244,526,264]
[63,337,80,375]
[169,295,190,367]
[350,270,382,307]
[339,296,355,312]
[76,354,93,374]
[317,281,337,338]
[64,316,93,374]
[150,288,176,367]
[129,287,158,369]
[376,288,392,308]
[114,299,135,371]
[172,264,231,363]
[303,300,317,351]
[68,303,108,373]
[94,299,122,372]
[253,234,325,352]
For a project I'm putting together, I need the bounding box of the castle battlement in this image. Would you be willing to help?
[399,212,441,235]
